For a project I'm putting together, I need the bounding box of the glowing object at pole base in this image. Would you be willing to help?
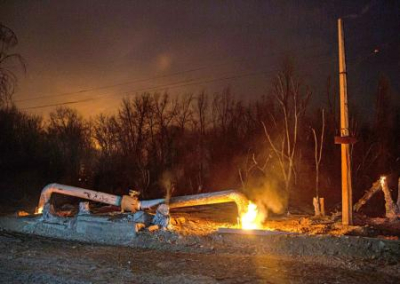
[380,176,386,186]
[241,201,262,230]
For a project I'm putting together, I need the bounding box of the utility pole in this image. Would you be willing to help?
[337,18,353,225]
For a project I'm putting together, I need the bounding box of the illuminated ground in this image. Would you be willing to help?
[169,204,400,239]
[0,231,399,284]
[1,203,400,283]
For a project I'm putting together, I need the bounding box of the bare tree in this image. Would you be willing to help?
[115,94,154,196]
[311,109,325,216]
[93,114,119,157]
[311,109,325,199]
[152,92,177,165]
[193,92,209,192]
[174,94,193,133]
[212,88,234,134]
[238,150,271,190]
[262,67,311,204]
[0,24,26,108]
[118,97,136,155]
[47,106,92,184]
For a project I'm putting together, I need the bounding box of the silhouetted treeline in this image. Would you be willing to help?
[0,75,399,215]
[1,23,399,215]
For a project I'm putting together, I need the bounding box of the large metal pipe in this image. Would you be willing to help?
[36,183,122,213]
[141,190,249,216]
[37,183,249,217]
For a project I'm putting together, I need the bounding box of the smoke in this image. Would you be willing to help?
[159,171,175,204]
[343,0,376,19]
[159,168,184,203]
[244,176,288,222]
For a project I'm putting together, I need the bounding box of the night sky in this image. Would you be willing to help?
[1,0,399,119]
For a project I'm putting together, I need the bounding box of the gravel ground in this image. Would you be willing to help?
[0,231,399,284]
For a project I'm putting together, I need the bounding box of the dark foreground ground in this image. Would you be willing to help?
[0,231,399,284]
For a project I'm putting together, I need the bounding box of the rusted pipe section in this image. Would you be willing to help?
[141,190,249,216]
[36,183,123,213]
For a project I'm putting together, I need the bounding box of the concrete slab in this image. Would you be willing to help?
[1,214,399,263]
[0,213,139,245]
[76,214,136,240]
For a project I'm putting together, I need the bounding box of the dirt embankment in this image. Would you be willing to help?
[1,202,400,283]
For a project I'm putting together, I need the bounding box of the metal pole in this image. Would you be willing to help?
[338,18,353,225]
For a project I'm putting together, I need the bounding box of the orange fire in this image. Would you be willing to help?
[35,206,43,215]
[17,211,30,217]
[241,201,262,230]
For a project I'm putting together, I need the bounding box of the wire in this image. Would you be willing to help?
[15,43,336,104]
[20,52,335,110]
[20,34,393,111]
[21,57,338,110]
[21,70,274,110]
[14,64,227,103]
[15,25,400,105]
[24,98,94,110]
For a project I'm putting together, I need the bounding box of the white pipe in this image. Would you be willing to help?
[140,190,249,215]
[140,199,165,209]
[36,184,249,217]
[36,183,121,213]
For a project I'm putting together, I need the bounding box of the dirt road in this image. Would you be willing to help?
[0,231,399,284]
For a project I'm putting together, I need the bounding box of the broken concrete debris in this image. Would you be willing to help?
[126,211,153,226]
[135,223,146,232]
[78,202,90,215]
[152,204,170,229]
[41,203,57,222]
[148,224,160,232]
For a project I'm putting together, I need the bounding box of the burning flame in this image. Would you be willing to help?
[35,206,43,215]
[241,201,262,230]
[17,211,30,217]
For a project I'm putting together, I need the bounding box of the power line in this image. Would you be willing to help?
[19,52,334,110]
[15,28,399,105]
[21,57,338,111]
[16,43,337,104]
[21,70,273,110]
[14,64,226,103]
[19,37,389,111]
[24,98,94,110]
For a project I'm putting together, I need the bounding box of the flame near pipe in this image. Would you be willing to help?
[241,201,262,230]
